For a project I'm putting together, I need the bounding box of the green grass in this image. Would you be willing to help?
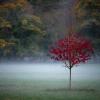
[0,64,100,100]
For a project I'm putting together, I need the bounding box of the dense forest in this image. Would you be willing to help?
[75,0,100,53]
[0,0,100,61]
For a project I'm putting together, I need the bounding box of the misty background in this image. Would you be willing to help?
[0,0,100,62]
[0,1,100,100]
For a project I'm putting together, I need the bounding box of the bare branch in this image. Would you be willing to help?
[64,61,70,69]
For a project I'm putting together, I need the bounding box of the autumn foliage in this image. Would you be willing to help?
[0,0,27,9]
[50,34,94,68]
[49,33,94,89]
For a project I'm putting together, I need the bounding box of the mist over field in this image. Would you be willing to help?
[0,62,100,81]
[0,0,100,100]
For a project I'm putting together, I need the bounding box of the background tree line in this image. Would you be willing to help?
[75,0,100,54]
[0,0,99,61]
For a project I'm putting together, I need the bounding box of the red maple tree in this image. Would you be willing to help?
[49,34,94,89]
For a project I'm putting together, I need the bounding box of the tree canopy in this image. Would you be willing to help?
[0,0,46,60]
[75,0,100,53]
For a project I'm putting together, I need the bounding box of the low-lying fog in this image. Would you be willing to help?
[0,62,100,81]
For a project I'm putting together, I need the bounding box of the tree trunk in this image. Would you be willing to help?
[69,68,72,90]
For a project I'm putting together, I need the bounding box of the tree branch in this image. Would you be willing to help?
[64,61,70,69]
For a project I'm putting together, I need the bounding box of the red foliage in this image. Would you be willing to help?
[50,34,94,68]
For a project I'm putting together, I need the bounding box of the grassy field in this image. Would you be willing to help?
[0,63,100,100]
